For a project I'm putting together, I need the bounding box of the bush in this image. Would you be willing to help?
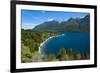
[58,48,68,61]
[43,54,57,61]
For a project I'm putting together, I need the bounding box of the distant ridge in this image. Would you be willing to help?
[33,14,90,32]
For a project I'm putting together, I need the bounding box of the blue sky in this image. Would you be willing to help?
[21,9,89,29]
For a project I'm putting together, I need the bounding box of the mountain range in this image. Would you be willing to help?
[33,14,90,32]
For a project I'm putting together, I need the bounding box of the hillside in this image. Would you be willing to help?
[33,14,90,32]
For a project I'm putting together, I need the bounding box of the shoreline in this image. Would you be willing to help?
[38,35,56,54]
[38,34,65,54]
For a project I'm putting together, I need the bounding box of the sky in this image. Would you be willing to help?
[21,9,89,29]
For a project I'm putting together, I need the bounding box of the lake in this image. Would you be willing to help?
[40,32,90,56]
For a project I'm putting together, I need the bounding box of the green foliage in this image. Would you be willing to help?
[57,48,89,61]
[21,29,59,63]
[43,54,57,61]
[81,51,90,59]
[21,44,32,63]
[73,52,81,60]
[58,48,68,61]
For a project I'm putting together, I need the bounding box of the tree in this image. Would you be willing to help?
[73,52,81,60]
[43,54,57,61]
[58,48,68,61]
[21,44,32,63]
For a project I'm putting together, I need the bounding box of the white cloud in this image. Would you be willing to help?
[63,19,69,21]
[47,18,54,21]
[79,16,85,19]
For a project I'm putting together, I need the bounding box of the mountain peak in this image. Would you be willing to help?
[33,14,90,32]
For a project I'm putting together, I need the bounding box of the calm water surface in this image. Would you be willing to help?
[40,32,90,55]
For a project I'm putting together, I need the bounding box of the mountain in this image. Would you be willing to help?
[60,18,80,31]
[79,14,90,31]
[33,14,90,32]
[34,20,61,30]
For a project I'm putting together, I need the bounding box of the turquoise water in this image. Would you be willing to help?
[41,32,90,55]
